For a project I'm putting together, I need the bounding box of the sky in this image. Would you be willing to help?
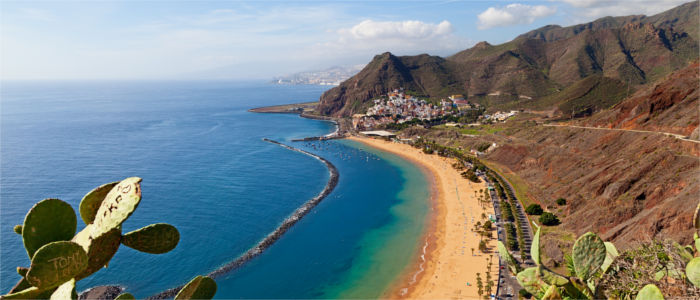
[0,0,692,80]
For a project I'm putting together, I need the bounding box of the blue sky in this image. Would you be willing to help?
[1,0,691,80]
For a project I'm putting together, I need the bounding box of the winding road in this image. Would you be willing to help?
[543,124,700,144]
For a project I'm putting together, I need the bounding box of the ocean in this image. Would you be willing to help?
[0,81,429,298]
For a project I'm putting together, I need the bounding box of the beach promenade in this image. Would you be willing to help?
[348,136,498,299]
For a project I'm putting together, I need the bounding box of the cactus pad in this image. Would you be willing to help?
[2,287,43,299]
[517,267,549,296]
[79,181,119,225]
[601,242,619,274]
[572,232,606,280]
[22,198,77,259]
[115,293,135,300]
[531,227,541,265]
[497,241,520,274]
[72,226,122,280]
[50,279,76,300]
[122,223,179,254]
[14,225,22,235]
[686,257,700,287]
[541,285,561,300]
[175,276,217,300]
[635,284,664,300]
[537,265,568,286]
[91,177,142,237]
[26,241,88,290]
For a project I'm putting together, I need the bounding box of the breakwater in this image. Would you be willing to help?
[147,139,339,299]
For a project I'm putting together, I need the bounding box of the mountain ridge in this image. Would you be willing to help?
[318,1,699,117]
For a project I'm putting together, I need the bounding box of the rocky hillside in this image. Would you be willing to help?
[400,61,699,262]
[318,1,699,117]
[580,61,699,137]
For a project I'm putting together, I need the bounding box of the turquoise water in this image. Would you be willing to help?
[0,81,428,298]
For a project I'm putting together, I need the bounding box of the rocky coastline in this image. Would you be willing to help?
[146,139,339,299]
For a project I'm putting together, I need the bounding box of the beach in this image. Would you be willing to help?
[348,136,498,299]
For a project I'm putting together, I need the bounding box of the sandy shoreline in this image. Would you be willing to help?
[348,136,497,299]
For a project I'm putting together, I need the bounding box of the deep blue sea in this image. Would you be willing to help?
[0,81,429,298]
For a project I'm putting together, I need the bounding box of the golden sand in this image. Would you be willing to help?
[348,136,498,299]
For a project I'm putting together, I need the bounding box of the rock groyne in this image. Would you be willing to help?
[147,139,339,299]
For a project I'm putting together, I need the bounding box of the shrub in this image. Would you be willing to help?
[479,240,488,252]
[482,220,492,231]
[501,201,515,222]
[525,204,543,215]
[539,212,560,226]
[556,198,567,206]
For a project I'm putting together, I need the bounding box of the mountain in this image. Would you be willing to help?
[404,61,699,258]
[318,1,699,117]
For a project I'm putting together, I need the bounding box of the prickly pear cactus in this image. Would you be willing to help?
[26,241,88,290]
[79,181,118,225]
[22,198,77,259]
[91,177,142,237]
[572,232,606,281]
[517,267,549,296]
[14,225,22,235]
[601,241,619,274]
[532,227,541,265]
[2,287,43,299]
[72,226,122,280]
[175,275,217,300]
[115,293,135,300]
[541,285,561,300]
[50,279,77,300]
[122,223,180,254]
[686,257,700,287]
[497,241,520,274]
[537,265,568,286]
[635,284,664,300]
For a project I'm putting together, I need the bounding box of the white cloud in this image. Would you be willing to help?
[343,20,453,40]
[477,3,557,29]
[319,19,469,59]
[554,0,689,20]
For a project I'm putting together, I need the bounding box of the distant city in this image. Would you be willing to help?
[272,65,365,85]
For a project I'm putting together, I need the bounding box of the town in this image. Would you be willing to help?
[352,89,517,130]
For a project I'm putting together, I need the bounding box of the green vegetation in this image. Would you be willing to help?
[459,124,505,135]
[497,202,700,299]
[2,178,216,300]
[525,204,544,215]
[461,169,481,183]
[505,223,518,251]
[556,198,567,206]
[475,142,492,152]
[539,212,560,226]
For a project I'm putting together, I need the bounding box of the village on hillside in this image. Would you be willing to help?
[352,88,518,130]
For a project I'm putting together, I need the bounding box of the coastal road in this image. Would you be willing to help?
[543,123,700,144]
[479,171,535,300]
